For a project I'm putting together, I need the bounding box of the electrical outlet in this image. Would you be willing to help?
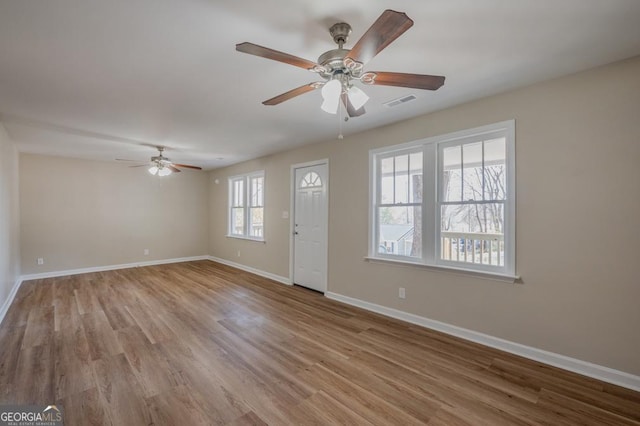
[37,257,44,265]
[143,248,150,256]
[399,287,406,299]
[237,250,241,257]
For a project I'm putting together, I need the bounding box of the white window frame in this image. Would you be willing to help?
[373,147,425,262]
[368,120,517,281]
[228,171,265,241]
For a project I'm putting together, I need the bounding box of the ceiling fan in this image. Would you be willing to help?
[116,146,202,176]
[236,9,445,117]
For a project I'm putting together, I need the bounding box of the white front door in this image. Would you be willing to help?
[293,163,328,292]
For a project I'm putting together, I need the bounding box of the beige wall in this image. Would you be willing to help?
[209,56,640,376]
[0,123,21,317]
[20,154,209,274]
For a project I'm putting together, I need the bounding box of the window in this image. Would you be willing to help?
[376,150,423,258]
[228,171,264,240]
[370,120,515,278]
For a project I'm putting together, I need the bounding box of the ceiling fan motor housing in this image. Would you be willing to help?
[318,49,350,73]
[329,22,351,47]
[318,22,364,83]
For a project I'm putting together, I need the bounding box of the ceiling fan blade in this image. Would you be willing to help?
[128,164,150,168]
[341,93,366,117]
[263,83,320,106]
[236,42,320,71]
[361,71,445,90]
[345,10,413,67]
[167,165,181,173]
[116,158,143,162]
[173,163,202,170]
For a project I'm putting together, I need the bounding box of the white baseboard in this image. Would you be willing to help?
[0,276,23,327]
[325,291,640,392]
[20,255,210,281]
[207,256,292,286]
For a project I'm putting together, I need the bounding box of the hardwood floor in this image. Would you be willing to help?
[0,260,638,425]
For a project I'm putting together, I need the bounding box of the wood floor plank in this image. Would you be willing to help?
[226,410,268,426]
[19,278,54,309]
[603,382,640,404]
[309,350,441,423]
[0,325,26,401]
[427,406,476,426]
[0,301,30,328]
[81,309,123,361]
[157,339,254,424]
[116,325,181,398]
[74,286,102,315]
[298,362,427,425]
[53,315,94,399]
[351,348,553,425]
[21,306,55,349]
[11,344,55,404]
[490,358,640,421]
[53,277,80,332]
[124,298,178,344]
[56,387,110,426]
[92,353,153,426]
[146,384,213,426]
[536,388,640,426]
[356,327,541,404]
[160,332,309,425]
[0,260,638,425]
[290,390,375,425]
[102,305,136,331]
[209,328,315,404]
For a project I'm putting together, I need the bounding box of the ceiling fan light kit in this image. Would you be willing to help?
[235,10,445,117]
[320,79,342,114]
[347,86,369,110]
[148,165,172,177]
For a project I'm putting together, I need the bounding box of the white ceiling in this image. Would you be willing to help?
[1,0,639,169]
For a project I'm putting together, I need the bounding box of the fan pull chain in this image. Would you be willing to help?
[338,99,344,140]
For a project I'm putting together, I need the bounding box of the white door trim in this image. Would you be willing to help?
[290,159,329,292]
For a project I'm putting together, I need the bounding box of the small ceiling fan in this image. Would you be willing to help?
[236,9,445,117]
[116,146,202,176]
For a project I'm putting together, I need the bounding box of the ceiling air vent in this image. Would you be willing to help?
[383,94,417,108]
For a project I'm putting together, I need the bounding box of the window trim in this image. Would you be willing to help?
[369,120,517,281]
[227,170,265,242]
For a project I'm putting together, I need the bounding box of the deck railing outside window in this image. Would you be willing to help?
[441,231,504,266]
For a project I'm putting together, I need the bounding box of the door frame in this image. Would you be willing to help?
[289,159,329,291]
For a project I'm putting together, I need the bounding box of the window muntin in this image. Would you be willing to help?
[370,121,515,277]
[228,171,265,240]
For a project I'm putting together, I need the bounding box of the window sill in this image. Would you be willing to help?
[364,256,520,283]
[226,235,266,243]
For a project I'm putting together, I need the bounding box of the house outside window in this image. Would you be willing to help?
[370,120,516,278]
[228,171,265,240]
